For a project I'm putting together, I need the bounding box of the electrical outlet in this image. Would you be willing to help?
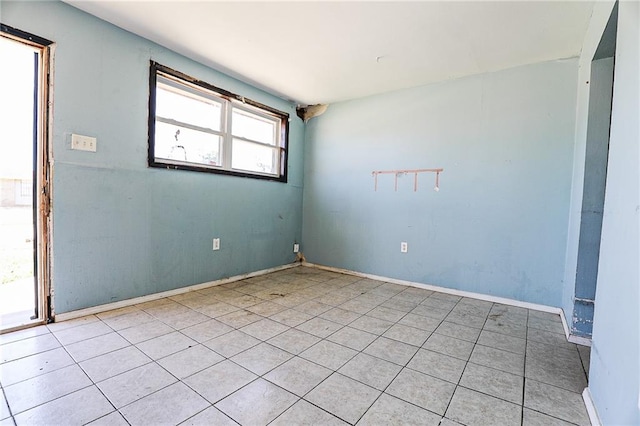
[293,243,300,253]
[400,242,408,253]
[71,134,97,152]
[212,238,220,251]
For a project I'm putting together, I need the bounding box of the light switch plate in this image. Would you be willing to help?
[71,134,97,152]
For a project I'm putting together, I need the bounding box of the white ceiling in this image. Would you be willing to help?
[65,1,595,105]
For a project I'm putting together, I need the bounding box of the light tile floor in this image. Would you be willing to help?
[0,267,591,425]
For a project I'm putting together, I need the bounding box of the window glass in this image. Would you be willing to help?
[232,139,277,174]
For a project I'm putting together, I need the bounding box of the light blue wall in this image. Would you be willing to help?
[589,1,640,423]
[3,1,304,313]
[302,59,578,307]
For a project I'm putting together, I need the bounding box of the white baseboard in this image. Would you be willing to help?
[53,263,300,322]
[304,262,562,314]
[583,387,601,426]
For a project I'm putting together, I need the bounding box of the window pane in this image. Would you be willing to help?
[232,108,276,145]
[156,84,221,131]
[155,121,221,166]
[232,139,277,174]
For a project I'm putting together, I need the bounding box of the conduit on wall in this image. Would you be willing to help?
[372,168,444,192]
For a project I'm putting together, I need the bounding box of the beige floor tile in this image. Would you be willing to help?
[476,330,526,355]
[231,342,292,375]
[306,373,380,424]
[382,323,431,346]
[157,344,224,379]
[4,364,91,414]
[296,317,342,338]
[300,340,358,370]
[326,326,377,351]
[459,362,524,404]
[446,386,521,426]
[51,321,112,346]
[0,334,60,364]
[116,320,174,344]
[120,382,209,426]
[264,356,332,397]
[338,353,402,390]
[179,319,233,343]
[364,337,418,366]
[268,328,321,355]
[271,399,348,426]
[240,318,290,341]
[407,348,466,384]
[13,386,112,426]
[79,345,151,382]
[86,411,129,426]
[183,360,256,404]
[135,331,196,360]
[524,379,590,425]
[215,378,298,425]
[203,330,261,358]
[97,362,176,408]
[434,321,481,343]
[469,344,524,375]
[0,347,74,386]
[358,393,442,426]
[386,368,455,415]
[180,406,237,426]
[269,308,314,327]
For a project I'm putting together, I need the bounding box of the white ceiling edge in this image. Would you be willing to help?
[63,1,595,105]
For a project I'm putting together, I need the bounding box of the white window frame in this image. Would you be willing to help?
[148,62,289,182]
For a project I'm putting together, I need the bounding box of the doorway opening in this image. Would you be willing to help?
[0,25,53,332]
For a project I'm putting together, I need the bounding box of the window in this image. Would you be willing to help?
[148,62,289,181]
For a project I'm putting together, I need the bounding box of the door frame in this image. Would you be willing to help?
[0,24,54,332]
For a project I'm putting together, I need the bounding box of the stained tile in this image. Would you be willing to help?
[483,316,526,338]
[97,362,176,408]
[423,333,474,361]
[192,301,240,318]
[267,328,320,355]
[79,345,151,383]
[231,343,292,375]
[524,379,590,424]
[12,386,112,426]
[326,326,377,351]
[445,386,521,426]
[306,373,380,424]
[525,345,587,393]
[135,331,196,360]
[386,368,455,415]
[216,378,298,425]
[363,337,418,366]
[358,393,442,426]
[264,356,331,397]
[157,344,224,379]
[407,349,466,383]
[300,340,358,370]
[296,317,342,338]
[0,347,74,386]
[180,406,237,426]
[338,353,402,390]
[469,344,524,375]
[183,360,256,404]
[4,364,91,414]
[180,319,233,343]
[452,302,491,318]
[120,382,209,426]
[271,399,347,426]
[202,330,260,358]
[459,362,523,404]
